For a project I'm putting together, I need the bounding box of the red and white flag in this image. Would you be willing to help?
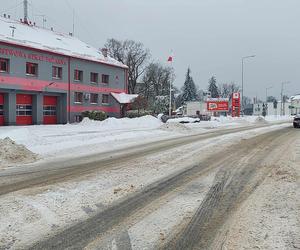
[167,50,174,62]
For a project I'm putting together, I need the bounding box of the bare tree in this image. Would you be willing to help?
[218,82,240,98]
[105,39,150,94]
[140,62,175,105]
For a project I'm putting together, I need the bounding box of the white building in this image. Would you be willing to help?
[184,101,208,116]
[291,95,300,115]
[253,101,291,116]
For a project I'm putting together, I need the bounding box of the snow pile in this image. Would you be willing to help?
[0,137,37,167]
[160,122,191,133]
[254,116,269,124]
[79,115,162,129]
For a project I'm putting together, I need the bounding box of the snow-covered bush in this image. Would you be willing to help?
[126,110,152,118]
[82,110,107,121]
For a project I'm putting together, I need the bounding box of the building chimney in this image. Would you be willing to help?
[23,0,28,24]
[51,27,54,31]
[3,14,6,18]
[101,48,108,57]
[69,32,73,36]
[8,15,10,19]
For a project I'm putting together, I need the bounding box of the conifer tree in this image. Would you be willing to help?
[182,68,197,102]
[208,76,219,98]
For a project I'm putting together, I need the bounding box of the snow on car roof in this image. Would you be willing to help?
[0,17,127,69]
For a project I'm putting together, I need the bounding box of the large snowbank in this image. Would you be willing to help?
[79,115,161,129]
[0,116,164,159]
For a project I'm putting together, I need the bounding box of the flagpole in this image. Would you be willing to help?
[168,52,173,117]
[169,66,172,116]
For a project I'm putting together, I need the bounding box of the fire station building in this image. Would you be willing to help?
[0,16,128,126]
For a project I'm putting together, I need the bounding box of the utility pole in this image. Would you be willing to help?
[280,81,290,116]
[265,86,273,116]
[265,86,273,103]
[241,55,256,115]
[23,0,28,24]
[72,9,75,35]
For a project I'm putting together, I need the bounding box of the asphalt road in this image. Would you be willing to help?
[25,126,294,249]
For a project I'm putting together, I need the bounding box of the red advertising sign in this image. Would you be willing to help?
[232,92,241,117]
[207,98,229,111]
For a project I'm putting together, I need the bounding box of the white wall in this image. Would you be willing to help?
[253,102,291,116]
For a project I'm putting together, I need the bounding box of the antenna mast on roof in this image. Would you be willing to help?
[23,0,28,24]
[72,9,75,35]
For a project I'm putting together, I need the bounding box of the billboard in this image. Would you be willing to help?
[206,98,229,111]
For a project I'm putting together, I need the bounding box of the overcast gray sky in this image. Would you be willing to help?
[2,0,300,100]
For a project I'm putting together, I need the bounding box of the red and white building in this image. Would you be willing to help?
[0,16,129,125]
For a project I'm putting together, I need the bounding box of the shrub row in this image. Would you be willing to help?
[81,110,107,121]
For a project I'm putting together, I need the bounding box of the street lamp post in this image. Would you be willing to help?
[280,81,290,116]
[265,86,273,103]
[265,86,273,116]
[241,55,255,115]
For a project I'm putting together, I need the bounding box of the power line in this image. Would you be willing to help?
[63,0,99,44]
[28,2,69,31]
[1,0,23,16]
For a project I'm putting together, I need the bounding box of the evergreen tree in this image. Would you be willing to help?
[182,68,197,102]
[208,76,219,98]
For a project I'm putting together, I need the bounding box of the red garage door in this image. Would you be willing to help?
[43,96,57,124]
[16,94,33,125]
[0,93,4,126]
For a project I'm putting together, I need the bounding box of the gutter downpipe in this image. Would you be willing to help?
[68,57,71,123]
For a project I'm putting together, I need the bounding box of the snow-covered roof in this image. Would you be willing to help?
[207,98,229,101]
[111,93,139,104]
[0,17,127,69]
[291,95,300,100]
[111,92,138,104]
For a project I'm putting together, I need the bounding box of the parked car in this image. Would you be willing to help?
[293,115,300,128]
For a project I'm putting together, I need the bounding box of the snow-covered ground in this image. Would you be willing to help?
[0,122,291,249]
[0,115,292,166]
[0,115,294,249]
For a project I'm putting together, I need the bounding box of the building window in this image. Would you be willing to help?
[16,105,32,116]
[74,92,83,103]
[26,62,38,76]
[43,106,56,116]
[90,93,98,104]
[102,74,109,84]
[0,58,9,73]
[102,94,109,104]
[74,70,83,81]
[52,66,62,79]
[90,72,98,84]
[0,104,3,115]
